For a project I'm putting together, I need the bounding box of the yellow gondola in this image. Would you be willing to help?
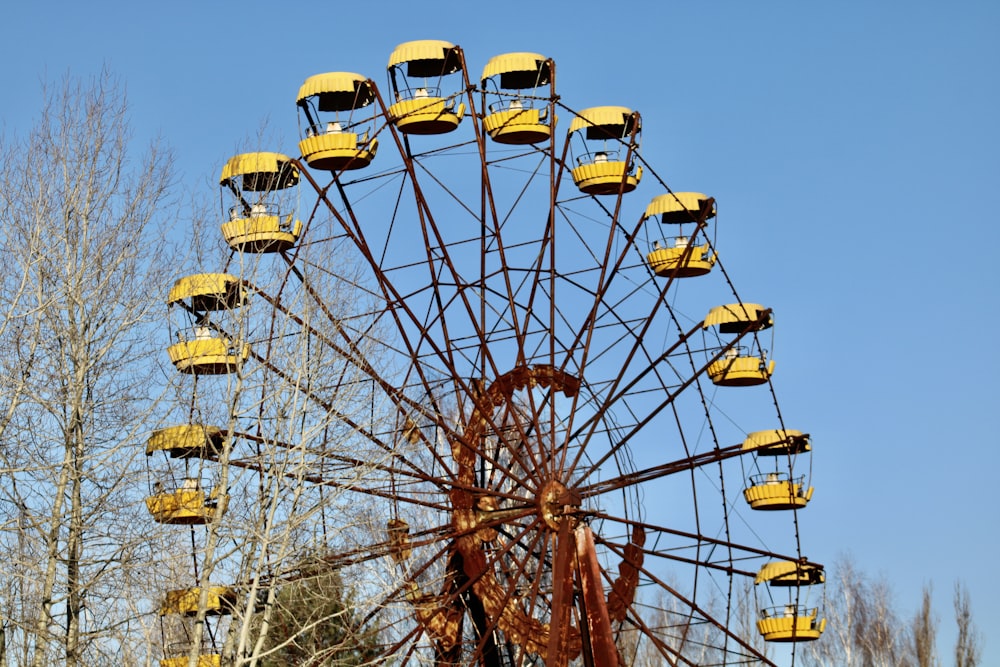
[297,72,379,171]
[386,40,466,135]
[755,561,826,641]
[166,274,250,374]
[644,192,717,277]
[219,152,302,252]
[481,53,554,145]
[703,303,774,386]
[567,106,642,195]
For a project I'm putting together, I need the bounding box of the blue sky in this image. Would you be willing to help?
[2,0,997,663]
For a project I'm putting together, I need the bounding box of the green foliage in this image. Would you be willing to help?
[257,567,379,667]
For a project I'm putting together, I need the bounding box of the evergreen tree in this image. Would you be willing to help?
[256,563,379,666]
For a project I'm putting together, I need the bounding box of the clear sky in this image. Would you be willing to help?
[2,0,997,663]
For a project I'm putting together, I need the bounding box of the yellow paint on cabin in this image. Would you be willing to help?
[707,356,775,386]
[145,424,223,457]
[167,274,243,309]
[483,107,552,145]
[219,152,298,190]
[646,244,715,278]
[388,40,459,68]
[297,72,373,107]
[298,132,377,171]
[161,656,221,667]
[167,339,250,375]
[145,488,227,525]
[703,303,772,330]
[755,561,825,586]
[481,52,548,80]
[743,479,812,510]
[387,97,465,135]
[221,216,302,253]
[742,429,811,455]
[568,106,635,134]
[570,161,641,195]
[644,192,716,223]
[160,586,237,616]
[758,610,825,642]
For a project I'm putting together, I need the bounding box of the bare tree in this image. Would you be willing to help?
[854,574,905,667]
[801,555,909,667]
[801,556,860,667]
[0,70,176,666]
[953,582,980,667]
[802,557,986,667]
[911,584,937,667]
[222,253,393,666]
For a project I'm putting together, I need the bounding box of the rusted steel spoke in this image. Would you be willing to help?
[577,444,744,500]
[575,524,621,667]
[546,519,577,667]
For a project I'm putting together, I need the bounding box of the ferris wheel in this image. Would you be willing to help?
[149,40,826,667]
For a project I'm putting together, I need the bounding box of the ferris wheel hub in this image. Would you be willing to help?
[538,479,581,531]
